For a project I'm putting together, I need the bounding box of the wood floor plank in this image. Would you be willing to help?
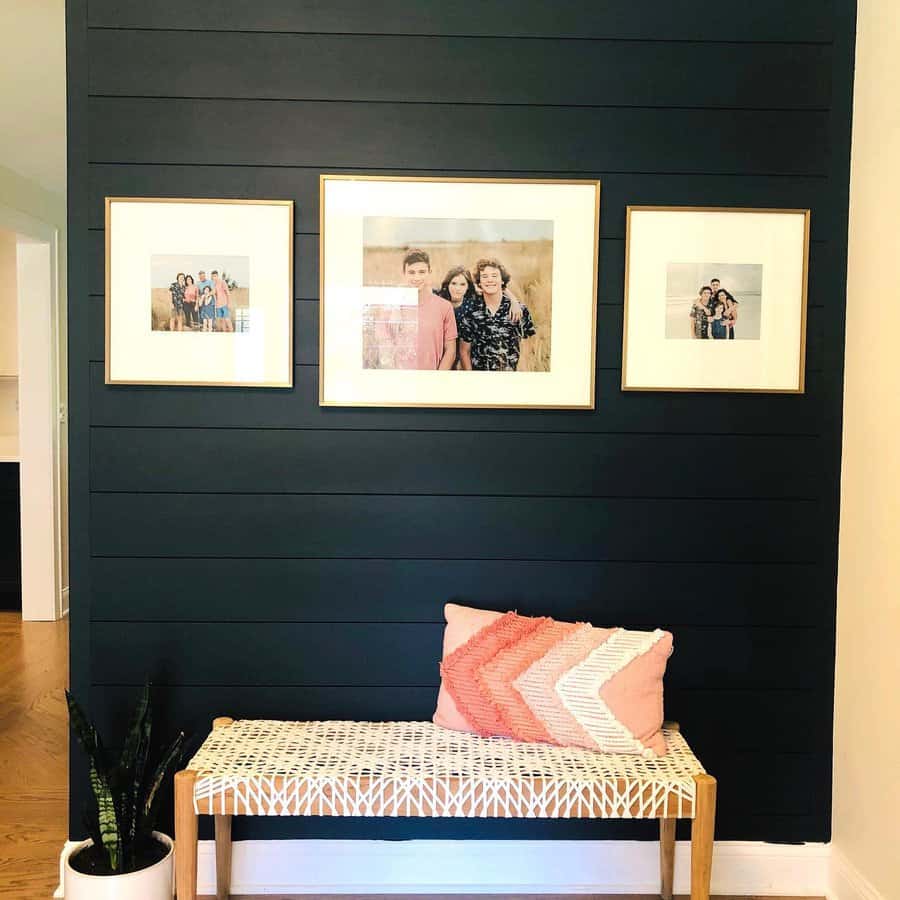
[0,613,69,900]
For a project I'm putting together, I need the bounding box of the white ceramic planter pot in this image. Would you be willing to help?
[64,831,173,899]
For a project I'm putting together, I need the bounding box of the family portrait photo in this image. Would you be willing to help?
[150,253,251,334]
[107,197,293,387]
[623,206,809,393]
[361,216,553,372]
[319,176,600,408]
[664,262,762,341]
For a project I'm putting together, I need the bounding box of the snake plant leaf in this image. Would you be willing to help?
[90,761,121,872]
[119,683,151,776]
[66,690,103,763]
[117,684,153,862]
[81,806,103,855]
[68,685,186,875]
[127,699,153,855]
[142,731,185,828]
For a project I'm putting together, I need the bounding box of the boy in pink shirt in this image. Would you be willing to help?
[211,269,233,332]
[402,249,457,370]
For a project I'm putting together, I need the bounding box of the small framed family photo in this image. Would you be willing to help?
[105,197,294,387]
[319,175,600,408]
[622,207,810,393]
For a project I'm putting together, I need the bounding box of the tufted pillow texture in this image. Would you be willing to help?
[433,603,673,757]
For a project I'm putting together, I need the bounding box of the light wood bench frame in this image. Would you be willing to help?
[174,717,716,900]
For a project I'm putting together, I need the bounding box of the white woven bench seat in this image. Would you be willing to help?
[187,719,705,820]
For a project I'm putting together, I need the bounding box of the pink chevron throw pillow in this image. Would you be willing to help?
[433,602,673,757]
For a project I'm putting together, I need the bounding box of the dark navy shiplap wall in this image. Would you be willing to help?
[67,0,857,843]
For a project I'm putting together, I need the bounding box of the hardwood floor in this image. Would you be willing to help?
[0,612,68,900]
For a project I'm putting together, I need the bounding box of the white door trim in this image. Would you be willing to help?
[0,202,63,621]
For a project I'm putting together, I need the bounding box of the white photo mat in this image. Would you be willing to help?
[106,199,293,387]
[623,207,809,393]
[319,177,600,408]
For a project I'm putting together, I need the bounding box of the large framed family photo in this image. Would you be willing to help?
[319,175,600,408]
[622,206,810,393]
[105,197,294,387]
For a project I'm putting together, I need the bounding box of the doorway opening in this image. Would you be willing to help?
[0,205,66,621]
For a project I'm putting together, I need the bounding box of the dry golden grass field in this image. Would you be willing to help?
[363,239,553,372]
[151,287,250,331]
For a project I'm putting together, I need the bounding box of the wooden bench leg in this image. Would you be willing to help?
[212,716,235,899]
[659,817,676,900]
[215,814,232,899]
[175,769,199,900]
[690,773,717,900]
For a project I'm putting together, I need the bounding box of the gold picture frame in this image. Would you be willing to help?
[319,174,601,409]
[622,205,810,393]
[105,197,294,387]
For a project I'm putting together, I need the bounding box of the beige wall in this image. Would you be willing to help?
[0,228,17,452]
[0,0,66,196]
[0,228,16,376]
[832,1,900,897]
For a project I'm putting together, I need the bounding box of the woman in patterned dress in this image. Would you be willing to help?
[690,286,712,339]
[168,272,186,332]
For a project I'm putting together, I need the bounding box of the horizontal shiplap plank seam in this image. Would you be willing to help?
[88,164,832,180]
[88,688,834,703]
[87,682,832,697]
[88,488,821,500]
[83,295,830,312]
[89,162,830,178]
[88,490,823,502]
[87,99,831,176]
[86,619,825,628]
[86,26,834,45]
[86,555,822,564]
[86,361,829,376]
[86,429,824,438]
[82,0,836,42]
[88,94,831,114]
[89,300,828,311]
[89,361,829,372]
[90,556,825,565]
[85,29,831,111]
[87,364,829,436]
[86,424,822,438]
[85,230,831,246]
[89,671,830,682]
[84,554,824,566]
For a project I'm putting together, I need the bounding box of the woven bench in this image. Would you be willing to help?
[174,717,715,899]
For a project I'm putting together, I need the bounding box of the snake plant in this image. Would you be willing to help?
[66,685,186,874]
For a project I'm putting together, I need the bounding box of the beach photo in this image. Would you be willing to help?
[361,216,553,372]
[664,262,762,341]
[623,206,809,392]
[150,254,250,333]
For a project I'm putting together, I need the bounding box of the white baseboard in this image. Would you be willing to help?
[55,838,830,897]
[193,839,828,896]
[828,848,886,900]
